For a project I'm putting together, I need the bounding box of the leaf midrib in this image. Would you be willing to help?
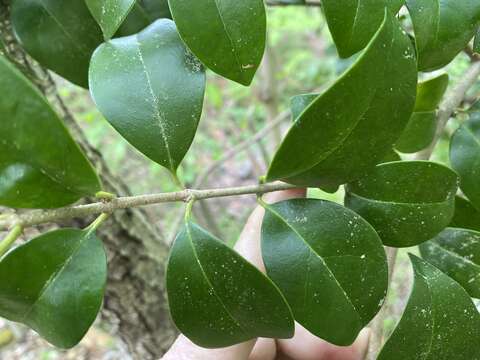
[283,23,393,180]
[264,204,361,322]
[211,0,245,78]
[185,223,249,337]
[38,0,90,55]
[134,35,176,173]
[21,232,89,323]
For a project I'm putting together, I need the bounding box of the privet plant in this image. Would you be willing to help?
[1,0,480,359]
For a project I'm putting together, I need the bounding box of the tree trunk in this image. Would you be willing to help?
[0,4,177,359]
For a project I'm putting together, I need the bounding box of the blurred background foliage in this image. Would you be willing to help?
[1,5,478,359]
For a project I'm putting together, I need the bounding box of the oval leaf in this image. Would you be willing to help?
[420,228,480,298]
[266,12,417,190]
[261,199,388,346]
[168,0,266,86]
[345,161,458,247]
[322,0,404,58]
[395,112,437,153]
[450,110,480,211]
[414,73,449,112]
[0,229,107,348]
[11,0,103,88]
[166,221,294,348]
[406,0,480,71]
[90,19,206,175]
[0,56,101,208]
[450,196,480,232]
[86,0,137,40]
[396,74,449,153]
[378,255,480,360]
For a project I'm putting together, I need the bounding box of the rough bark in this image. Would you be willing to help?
[0,3,177,359]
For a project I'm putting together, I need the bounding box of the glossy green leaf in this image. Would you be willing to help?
[266,12,417,190]
[406,0,480,71]
[450,196,480,232]
[345,161,458,247]
[90,19,205,175]
[166,221,294,348]
[382,149,402,162]
[450,111,480,212]
[86,0,137,40]
[322,0,404,58]
[395,112,437,153]
[116,0,171,36]
[261,199,388,346]
[11,0,103,88]
[420,228,480,298]
[396,74,449,153]
[378,255,480,360]
[0,56,101,209]
[414,73,449,112]
[168,0,266,86]
[0,229,107,348]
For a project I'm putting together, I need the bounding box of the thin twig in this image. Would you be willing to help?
[0,182,299,231]
[195,110,289,189]
[166,110,290,243]
[416,60,480,160]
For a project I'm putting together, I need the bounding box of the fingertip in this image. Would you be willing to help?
[248,338,276,360]
[262,188,307,204]
[234,188,306,270]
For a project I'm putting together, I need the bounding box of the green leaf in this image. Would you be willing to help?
[166,221,294,348]
[86,0,137,40]
[396,74,449,153]
[345,161,458,247]
[11,0,103,88]
[382,149,402,162]
[0,56,101,209]
[414,73,449,112]
[116,0,171,36]
[168,0,266,86]
[0,229,107,348]
[450,196,480,232]
[395,112,437,153]
[420,228,480,299]
[261,199,388,346]
[266,12,417,190]
[450,110,480,212]
[322,0,404,58]
[89,19,205,175]
[378,255,480,360]
[406,0,480,71]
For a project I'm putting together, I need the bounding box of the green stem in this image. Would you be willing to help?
[257,197,268,208]
[95,191,116,200]
[0,225,23,258]
[184,198,195,223]
[172,171,185,190]
[85,213,110,234]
